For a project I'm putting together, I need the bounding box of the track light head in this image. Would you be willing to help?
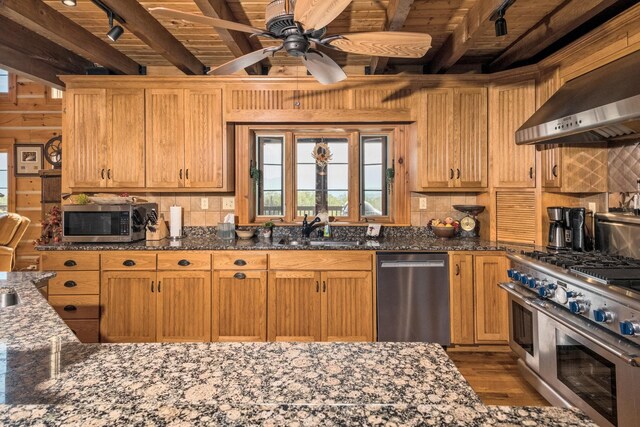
[107,24,124,41]
[495,10,507,37]
[61,0,76,6]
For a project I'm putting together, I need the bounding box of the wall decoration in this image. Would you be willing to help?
[14,144,43,176]
[44,135,62,168]
[311,141,333,175]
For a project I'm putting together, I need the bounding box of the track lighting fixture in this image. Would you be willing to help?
[495,9,507,37]
[61,0,76,6]
[106,10,124,42]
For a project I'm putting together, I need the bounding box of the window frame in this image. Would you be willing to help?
[360,132,393,222]
[0,138,16,213]
[0,70,17,105]
[254,132,287,221]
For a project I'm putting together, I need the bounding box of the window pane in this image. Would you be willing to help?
[0,69,7,93]
[297,191,316,217]
[327,164,348,190]
[364,141,383,163]
[363,191,384,215]
[0,153,7,212]
[361,135,388,216]
[364,165,383,191]
[262,141,282,165]
[0,153,7,170]
[263,165,282,191]
[328,191,348,217]
[256,135,284,217]
[296,141,315,163]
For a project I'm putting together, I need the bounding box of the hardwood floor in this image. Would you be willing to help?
[448,350,551,407]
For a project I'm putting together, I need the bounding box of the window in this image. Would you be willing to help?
[0,69,8,94]
[253,127,394,223]
[0,152,8,213]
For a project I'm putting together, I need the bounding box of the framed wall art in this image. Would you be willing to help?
[14,144,43,176]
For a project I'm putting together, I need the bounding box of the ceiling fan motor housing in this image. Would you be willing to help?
[266,0,297,36]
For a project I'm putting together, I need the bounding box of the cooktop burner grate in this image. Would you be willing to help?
[571,267,640,288]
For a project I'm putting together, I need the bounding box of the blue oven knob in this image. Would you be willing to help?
[569,301,587,315]
[527,277,538,288]
[513,271,522,281]
[566,290,578,299]
[593,309,613,324]
[538,286,554,298]
[507,269,515,278]
[620,321,640,336]
[520,275,529,285]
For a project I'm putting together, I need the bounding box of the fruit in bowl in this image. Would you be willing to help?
[429,218,460,238]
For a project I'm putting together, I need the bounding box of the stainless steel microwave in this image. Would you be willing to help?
[62,203,157,243]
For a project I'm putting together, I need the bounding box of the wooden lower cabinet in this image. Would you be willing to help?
[213,270,267,342]
[474,255,510,343]
[449,254,475,345]
[267,270,373,342]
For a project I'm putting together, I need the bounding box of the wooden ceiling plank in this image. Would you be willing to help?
[0,44,65,89]
[489,0,621,71]
[192,0,264,75]
[428,0,505,74]
[0,15,94,76]
[370,0,416,74]
[0,0,140,75]
[100,0,206,75]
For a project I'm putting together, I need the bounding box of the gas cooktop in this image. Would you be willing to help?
[521,250,640,290]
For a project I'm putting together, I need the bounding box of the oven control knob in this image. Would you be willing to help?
[620,320,640,336]
[520,275,530,285]
[538,286,555,299]
[527,277,538,288]
[593,309,614,324]
[507,269,515,278]
[513,271,522,281]
[569,301,588,315]
[566,290,578,299]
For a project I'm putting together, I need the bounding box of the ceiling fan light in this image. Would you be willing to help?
[61,0,76,6]
[495,16,507,37]
[107,24,124,42]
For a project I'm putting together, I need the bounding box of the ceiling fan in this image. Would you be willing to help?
[149,0,432,84]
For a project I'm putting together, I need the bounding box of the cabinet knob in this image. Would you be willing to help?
[233,273,246,280]
[63,260,77,267]
[234,259,247,266]
[64,280,77,288]
[63,305,77,312]
[122,260,136,267]
[178,259,191,267]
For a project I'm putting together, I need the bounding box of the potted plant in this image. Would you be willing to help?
[260,220,275,240]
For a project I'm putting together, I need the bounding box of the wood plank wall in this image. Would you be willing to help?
[0,76,62,269]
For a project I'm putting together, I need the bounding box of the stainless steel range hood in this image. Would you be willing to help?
[516,50,640,145]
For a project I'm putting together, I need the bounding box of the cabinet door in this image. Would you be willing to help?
[449,254,475,344]
[490,81,537,187]
[474,255,509,343]
[454,88,487,188]
[213,270,267,342]
[108,89,145,188]
[100,271,156,343]
[146,89,185,188]
[185,89,224,188]
[321,271,373,342]
[66,89,108,188]
[419,88,454,188]
[268,271,321,341]
[156,271,212,342]
[541,144,561,188]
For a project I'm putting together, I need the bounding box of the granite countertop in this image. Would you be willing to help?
[0,273,594,426]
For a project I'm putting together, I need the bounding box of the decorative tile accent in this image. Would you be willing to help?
[609,141,640,192]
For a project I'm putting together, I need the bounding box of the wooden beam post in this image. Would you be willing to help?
[0,44,65,89]
[100,0,206,75]
[428,0,504,74]
[193,0,265,75]
[0,0,141,75]
[369,0,415,75]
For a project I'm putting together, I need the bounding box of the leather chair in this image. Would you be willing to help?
[0,213,31,271]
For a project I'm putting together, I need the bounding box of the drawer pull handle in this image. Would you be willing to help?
[63,305,77,312]
[71,329,78,336]
[64,260,77,267]
[178,259,191,267]
[234,273,246,280]
[234,259,247,266]
[64,280,77,288]
[123,260,136,267]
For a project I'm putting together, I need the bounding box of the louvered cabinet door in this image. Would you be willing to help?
[155,271,212,343]
[454,88,487,188]
[108,89,146,188]
[213,271,267,342]
[495,191,537,244]
[66,89,108,189]
[490,81,537,188]
[419,88,454,188]
[184,89,225,189]
[321,271,373,342]
[474,255,509,343]
[267,271,321,342]
[146,89,185,188]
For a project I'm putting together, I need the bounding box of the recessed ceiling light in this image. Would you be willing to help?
[107,24,124,42]
[61,0,77,6]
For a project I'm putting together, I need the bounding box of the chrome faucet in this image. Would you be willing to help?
[302,214,322,238]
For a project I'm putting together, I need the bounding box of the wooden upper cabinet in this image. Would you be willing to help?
[66,89,108,188]
[108,89,145,188]
[454,88,488,188]
[541,144,608,192]
[489,81,537,188]
[100,271,156,343]
[155,271,212,343]
[449,253,475,345]
[268,271,322,342]
[213,270,267,342]
[146,89,185,188]
[542,144,561,188]
[321,271,373,342]
[419,88,454,188]
[474,255,509,343]
[185,89,224,188]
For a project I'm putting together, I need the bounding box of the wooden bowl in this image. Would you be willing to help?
[235,229,255,240]
[432,226,455,238]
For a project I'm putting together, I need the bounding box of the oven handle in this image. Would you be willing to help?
[498,282,535,305]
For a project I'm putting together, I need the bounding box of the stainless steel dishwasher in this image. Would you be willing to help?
[376,253,450,345]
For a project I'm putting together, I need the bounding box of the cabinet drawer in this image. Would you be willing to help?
[102,252,157,270]
[158,252,211,270]
[214,252,267,270]
[49,295,100,319]
[41,252,100,271]
[269,251,372,270]
[48,272,100,295]
[65,319,100,343]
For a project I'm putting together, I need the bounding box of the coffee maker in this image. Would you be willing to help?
[569,207,592,251]
[547,207,566,250]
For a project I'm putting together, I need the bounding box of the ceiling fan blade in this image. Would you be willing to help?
[303,51,347,85]
[149,7,265,35]
[294,0,353,31]
[208,47,280,75]
[325,32,432,58]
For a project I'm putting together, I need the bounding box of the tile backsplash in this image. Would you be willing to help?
[130,193,235,227]
[410,193,478,226]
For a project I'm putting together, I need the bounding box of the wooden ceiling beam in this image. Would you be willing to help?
[0,0,140,75]
[428,0,504,74]
[489,0,621,71]
[0,44,65,89]
[100,0,206,75]
[193,0,264,75]
[369,0,415,75]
